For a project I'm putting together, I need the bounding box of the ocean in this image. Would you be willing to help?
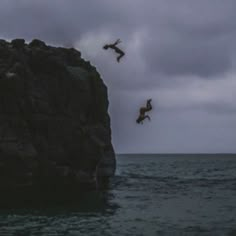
[0,154,236,236]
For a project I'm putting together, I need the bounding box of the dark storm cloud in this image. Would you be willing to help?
[0,0,122,45]
[1,0,236,79]
[142,35,232,77]
[0,0,236,152]
[140,1,236,78]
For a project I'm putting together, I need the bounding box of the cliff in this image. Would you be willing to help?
[0,39,116,200]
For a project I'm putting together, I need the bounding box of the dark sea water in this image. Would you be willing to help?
[1,154,236,236]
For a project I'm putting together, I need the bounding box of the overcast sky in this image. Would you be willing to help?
[1,0,236,153]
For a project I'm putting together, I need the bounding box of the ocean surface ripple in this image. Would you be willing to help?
[1,154,236,236]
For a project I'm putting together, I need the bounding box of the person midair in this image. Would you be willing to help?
[103,39,125,62]
[136,99,152,124]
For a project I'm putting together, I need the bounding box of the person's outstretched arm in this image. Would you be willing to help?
[113,39,121,46]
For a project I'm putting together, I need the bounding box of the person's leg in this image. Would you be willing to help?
[117,55,122,62]
[146,99,152,111]
[117,52,125,62]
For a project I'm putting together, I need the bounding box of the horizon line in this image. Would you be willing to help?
[116,153,236,155]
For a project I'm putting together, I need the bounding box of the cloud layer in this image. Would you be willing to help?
[1,0,236,152]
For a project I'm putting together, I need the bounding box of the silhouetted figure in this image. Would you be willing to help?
[136,99,152,124]
[103,39,125,62]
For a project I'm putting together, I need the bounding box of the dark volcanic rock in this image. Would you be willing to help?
[11,38,25,49]
[0,38,115,200]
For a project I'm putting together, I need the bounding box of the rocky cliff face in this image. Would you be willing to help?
[0,39,115,197]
